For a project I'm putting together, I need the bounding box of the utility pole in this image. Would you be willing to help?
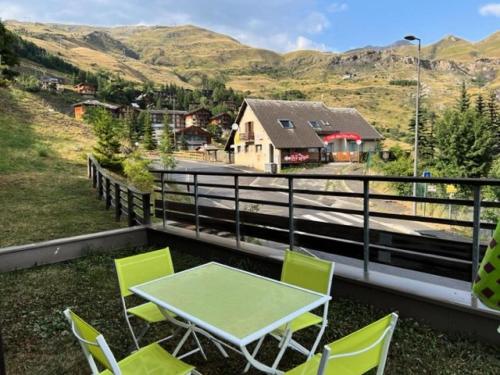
[404,35,422,216]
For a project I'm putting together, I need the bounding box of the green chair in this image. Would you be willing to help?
[115,248,178,349]
[245,251,335,372]
[63,308,195,375]
[285,313,398,375]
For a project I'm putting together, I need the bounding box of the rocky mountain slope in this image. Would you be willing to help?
[5,20,499,136]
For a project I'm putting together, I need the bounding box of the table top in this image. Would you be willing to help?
[130,262,330,346]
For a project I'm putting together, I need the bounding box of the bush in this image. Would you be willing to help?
[17,74,40,92]
[122,152,154,192]
[35,143,50,157]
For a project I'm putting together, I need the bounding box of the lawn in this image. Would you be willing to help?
[0,87,124,247]
[0,246,498,374]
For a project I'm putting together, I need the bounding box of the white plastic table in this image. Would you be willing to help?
[130,262,330,374]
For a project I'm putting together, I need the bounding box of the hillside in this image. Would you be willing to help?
[0,87,124,246]
[5,21,500,137]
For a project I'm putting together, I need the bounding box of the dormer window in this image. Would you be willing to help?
[308,120,322,129]
[278,119,294,129]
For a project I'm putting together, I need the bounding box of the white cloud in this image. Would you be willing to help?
[300,12,330,34]
[293,36,329,51]
[327,2,348,13]
[479,3,500,17]
[0,3,33,21]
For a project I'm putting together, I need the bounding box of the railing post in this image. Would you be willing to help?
[288,177,294,250]
[471,185,481,283]
[161,172,166,228]
[127,189,135,226]
[194,174,200,238]
[114,183,121,221]
[235,175,241,248]
[142,193,151,225]
[97,171,103,199]
[92,164,97,188]
[363,179,370,273]
[87,156,92,179]
[105,177,111,209]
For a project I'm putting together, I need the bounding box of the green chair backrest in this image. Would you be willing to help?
[115,248,174,298]
[281,250,334,295]
[321,313,398,375]
[65,309,114,372]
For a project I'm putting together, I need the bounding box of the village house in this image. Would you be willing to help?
[185,107,212,128]
[74,83,97,96]
[175,126,211,150]
[147,109,187,141]
[73,100,121,120]
[226,98,382,172]
[209,112,233,133]
[40,77,63,92]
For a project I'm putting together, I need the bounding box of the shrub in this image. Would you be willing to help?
[35,143,50,157]
[122,152,154,192]
[17,74,40,92]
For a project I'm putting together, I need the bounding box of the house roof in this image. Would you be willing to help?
[72,100,120,110]
[175,125,211,136]
[148,109,188,115]
[209,112,231,121]
[236,99,327,149]
[185,107,212,116]
[235,99,382,149]
[326,108,383,140]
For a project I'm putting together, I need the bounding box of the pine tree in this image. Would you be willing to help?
[88,108,122,168]
[122,108,138,146]
[142,111,156,150]
[0,21,20,78]
[159,113,176,169]
[408,106,435,162]
[475,93,485,116]
[457,81,470,113]
[486,91,499,154]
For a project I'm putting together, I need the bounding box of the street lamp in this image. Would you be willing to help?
[404,34,421,215]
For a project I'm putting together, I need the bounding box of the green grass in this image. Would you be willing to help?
[0,246,498,374]
[0,87,124,246]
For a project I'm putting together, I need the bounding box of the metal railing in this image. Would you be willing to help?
[152,169,500,282]
[87,155,151,226]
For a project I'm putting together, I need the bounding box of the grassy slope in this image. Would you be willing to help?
[0,87,124,247]
[0,246,498,374]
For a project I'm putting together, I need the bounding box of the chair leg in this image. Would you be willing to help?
[272,330,292,370]
[124,314,141,351]
[192,331,207,361]
[243,335,266,373]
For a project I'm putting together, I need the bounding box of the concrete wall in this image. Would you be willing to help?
[0,227,149,272]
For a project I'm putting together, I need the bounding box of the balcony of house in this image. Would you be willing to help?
[239,131,255,141]
[0,156,499,374]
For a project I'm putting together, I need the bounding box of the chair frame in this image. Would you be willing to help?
[317,312,399,375]
[244,251,334,372]
[115,249,177,350]
[63,309,123,375]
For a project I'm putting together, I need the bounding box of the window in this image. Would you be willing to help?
[308,120,322,129]
[237,146,241,153]
[245,121,254,133]
[244,145,249,153]
[256,145,262,152]
[278,119,294,129]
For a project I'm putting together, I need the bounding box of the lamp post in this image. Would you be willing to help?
[405,35,421,215]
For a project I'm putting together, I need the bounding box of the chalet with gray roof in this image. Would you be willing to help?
[228,98,382,171]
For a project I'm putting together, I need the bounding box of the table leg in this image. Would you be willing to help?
[241,345,284,375]
[243,335,266,373]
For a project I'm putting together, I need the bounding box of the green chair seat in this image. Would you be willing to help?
[127,302,175,323]
[277,312,323,334]
[285,313,398,375]
[285,355,358,375]
[100,343,194,375]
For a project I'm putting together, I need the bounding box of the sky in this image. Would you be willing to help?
[0,0,499,52]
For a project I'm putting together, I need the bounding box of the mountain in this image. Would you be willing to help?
[4,20,500,139]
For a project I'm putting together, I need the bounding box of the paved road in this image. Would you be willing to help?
[159,159,446,237]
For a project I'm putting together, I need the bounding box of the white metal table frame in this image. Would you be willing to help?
[130,262,331,374]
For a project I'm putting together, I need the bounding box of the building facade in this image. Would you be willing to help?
[227,99,382,171]
[74,83,96,96]
[175,126,212,150]
[185,107,212,128]
[73,100,121,120]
